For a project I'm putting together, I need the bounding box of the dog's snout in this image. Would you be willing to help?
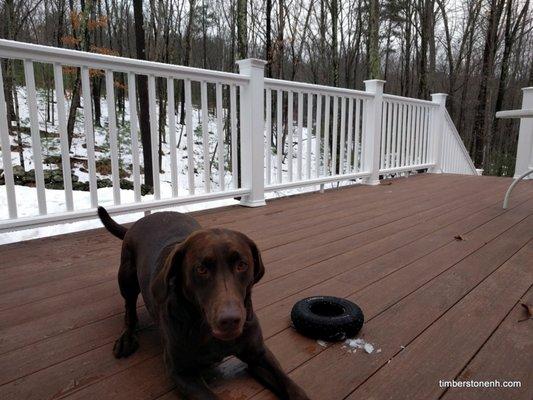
[217,306,242,331]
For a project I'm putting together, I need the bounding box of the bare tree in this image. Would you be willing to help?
[237,0,247,59]
[265,0,272,77]
[133,0,153,188]
[471,0,504,168]
[368,0,381,80]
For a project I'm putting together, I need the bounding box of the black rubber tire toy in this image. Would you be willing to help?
[291,296,364,341]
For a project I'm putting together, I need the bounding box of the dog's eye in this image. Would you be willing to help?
[196,265,209,275]
[236,262,248,272]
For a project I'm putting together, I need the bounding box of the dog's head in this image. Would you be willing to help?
[151,228,264,341]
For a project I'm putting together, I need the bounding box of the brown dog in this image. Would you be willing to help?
[98,207,309,400]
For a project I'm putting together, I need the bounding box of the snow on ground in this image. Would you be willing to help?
[1,85,358,245]
[316,338,380,355]
[343,338,377,354]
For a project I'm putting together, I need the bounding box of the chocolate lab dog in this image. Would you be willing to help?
[98,207,309,400]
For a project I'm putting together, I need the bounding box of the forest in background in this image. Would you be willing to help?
[1,0,532,178]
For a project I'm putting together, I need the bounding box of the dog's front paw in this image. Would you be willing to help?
[113,331,139,358]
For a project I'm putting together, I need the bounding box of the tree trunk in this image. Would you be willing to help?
[490,0,529,173]
[458,18,476,149]
[92,76,102,127]
[428,0,436,90]
[133,0,153,188]
[353,1,363,88]
[91,0,103,127]
[2,0,16,125]
[276,0,284,78]
[201,0,207,68]
[330,0,339,85]
[13,88,25,169]
[237,0,247,59]
[319,0,327,83]
[383,18,392,81]
[265,0,272,77]
[529,58,533,86]
[66,73,81,149]
[402,1,412,96]
[368,0,380,79]
[418,0,432,99]
[471,0,504,168]
[180,0,195,125]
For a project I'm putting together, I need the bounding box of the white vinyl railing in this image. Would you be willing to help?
[440,110,478,175]
[380,94,437,174]
[0,39,251,231]
[0,39,477,232]
[263,79,372,191]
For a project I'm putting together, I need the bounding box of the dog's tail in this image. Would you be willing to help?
[97,206,127,240]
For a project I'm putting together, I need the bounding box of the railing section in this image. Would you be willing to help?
[0,39,479,232]
[0,39,249,230]
[263,79,372,191]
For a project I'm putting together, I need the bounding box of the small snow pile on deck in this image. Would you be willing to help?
[342,338,379,354]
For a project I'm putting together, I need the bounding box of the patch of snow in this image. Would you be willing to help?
[344,338,377,355]
[363,343,374,354]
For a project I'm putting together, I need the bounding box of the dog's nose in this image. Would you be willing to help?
[217,307,242,332]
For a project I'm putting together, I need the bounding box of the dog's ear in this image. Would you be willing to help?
[250,239,265,284]
[151,243,185,304]
[238,233,265,284]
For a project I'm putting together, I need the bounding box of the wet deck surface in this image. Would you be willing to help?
[1,173,532,400]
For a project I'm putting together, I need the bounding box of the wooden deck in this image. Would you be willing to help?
[1,174,532,400]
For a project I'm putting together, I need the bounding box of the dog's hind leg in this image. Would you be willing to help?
[113,245,140,358]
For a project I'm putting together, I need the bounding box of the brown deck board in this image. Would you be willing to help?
[0,174,532,400]
[349,240,533,400]
[441,286,533,400]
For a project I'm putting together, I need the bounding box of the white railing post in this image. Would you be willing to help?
[514,87,533,178]
[363,79,385,185]
[430,93,448,173]
[237,58,267,207]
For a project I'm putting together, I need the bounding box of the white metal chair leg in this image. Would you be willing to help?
[503,168,533,209]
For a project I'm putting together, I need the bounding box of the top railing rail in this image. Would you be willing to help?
[382,93,439,107]
[0,39,249,84]
[264,77,372,98]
